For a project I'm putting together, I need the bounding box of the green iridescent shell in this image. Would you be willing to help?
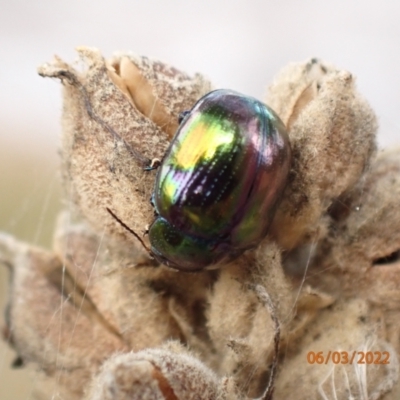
[149,89,291,271]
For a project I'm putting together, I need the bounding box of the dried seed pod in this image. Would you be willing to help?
[0,232,126,400]
[207,243,293,397]
[0,217,218,399]
[283,149,400,399]
[266,58,377,250]
[306,150,400,361]
[310,149,400,298]
[52,214,183,350]
[38,48,212,250]
[54,213,220,358]
[85,343,223,400]
[108,53,211,140]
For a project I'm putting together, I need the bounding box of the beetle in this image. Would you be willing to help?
[109,89,291,271]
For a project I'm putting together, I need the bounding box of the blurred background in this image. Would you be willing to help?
[1,1,399,398]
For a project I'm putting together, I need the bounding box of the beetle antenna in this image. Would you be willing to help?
[106,208,152,254]
[249,284,280,400]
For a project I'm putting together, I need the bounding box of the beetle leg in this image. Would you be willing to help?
[144,158,161,171]
[178,110,190,124]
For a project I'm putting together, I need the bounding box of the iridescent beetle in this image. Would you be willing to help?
[110,89,291,271]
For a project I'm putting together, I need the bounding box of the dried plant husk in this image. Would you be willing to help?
[37,47,212,250]
[0,232,126,399]
[85,342,223,400]
[267,58,377,250]
[207,243,293,397]
[308,148,400,295]
[1,49,399,400]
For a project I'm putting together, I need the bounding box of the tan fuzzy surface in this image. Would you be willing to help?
[0,233,126,400]
[38,48,212,249]
[207,244,294,396]
[1,50,399,399]
[308,148,400,297]
[109,54,212,140]
[267,59,377,250]
[86,344,221,400]
[275,299,399,400]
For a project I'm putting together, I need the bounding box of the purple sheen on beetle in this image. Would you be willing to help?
[148,89,291,271]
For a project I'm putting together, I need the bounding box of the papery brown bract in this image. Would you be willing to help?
[86,343,224,400]
[38,48,212,251]
[267,59,377,250]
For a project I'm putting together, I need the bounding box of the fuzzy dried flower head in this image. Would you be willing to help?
[1,47,399,400]
[86,343,224,400]
[38,47,212,249]
[267,58,377,250]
